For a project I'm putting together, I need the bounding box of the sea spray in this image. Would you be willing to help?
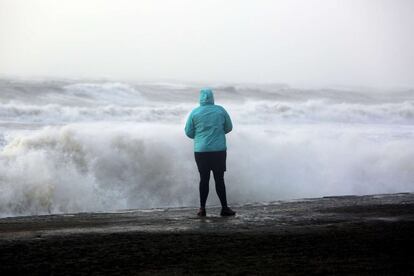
[1,122,413,217]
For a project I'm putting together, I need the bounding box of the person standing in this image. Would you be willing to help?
[185,88,236,217]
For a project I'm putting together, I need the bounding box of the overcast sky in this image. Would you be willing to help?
[0,0,413,87]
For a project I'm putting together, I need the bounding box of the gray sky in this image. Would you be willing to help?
[1,0,413,87]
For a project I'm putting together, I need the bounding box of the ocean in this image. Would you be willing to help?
[0,79,413,217]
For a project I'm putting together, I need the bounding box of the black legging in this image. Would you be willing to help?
[199,170,228,208]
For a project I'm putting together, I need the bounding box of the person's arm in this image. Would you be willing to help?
[223,108,233,134]
[185,112,195,139]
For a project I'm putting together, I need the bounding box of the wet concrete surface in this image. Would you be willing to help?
[1,193,414,275]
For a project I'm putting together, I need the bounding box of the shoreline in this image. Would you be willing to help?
[1,193,414,274]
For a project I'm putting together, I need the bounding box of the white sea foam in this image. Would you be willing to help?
[0,99,413,126]
[0,80,413,217]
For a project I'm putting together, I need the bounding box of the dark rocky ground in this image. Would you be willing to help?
[1,193,414,275]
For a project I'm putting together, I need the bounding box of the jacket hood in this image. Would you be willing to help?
[199,88,214,106]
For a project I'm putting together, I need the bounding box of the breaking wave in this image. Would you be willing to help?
[1,123,413,217]
[1,100,414,126]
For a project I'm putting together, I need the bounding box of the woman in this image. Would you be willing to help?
[185,88,236,217]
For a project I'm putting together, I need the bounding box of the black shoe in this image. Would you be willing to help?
[197,208,206,217]
[220,207,236,217]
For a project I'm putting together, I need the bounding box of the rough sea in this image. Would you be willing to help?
[0,79,413,217]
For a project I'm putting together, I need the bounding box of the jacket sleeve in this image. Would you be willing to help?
[185,112,195,139]
[223,108,233,134]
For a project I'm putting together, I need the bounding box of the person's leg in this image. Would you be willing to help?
[213,169,236,216]
[213,170,228,208]
[199,170,210,209]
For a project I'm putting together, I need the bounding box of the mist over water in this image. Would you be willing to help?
[0,79,413,217]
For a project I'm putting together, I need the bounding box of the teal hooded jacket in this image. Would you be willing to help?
[185,88,233,152]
